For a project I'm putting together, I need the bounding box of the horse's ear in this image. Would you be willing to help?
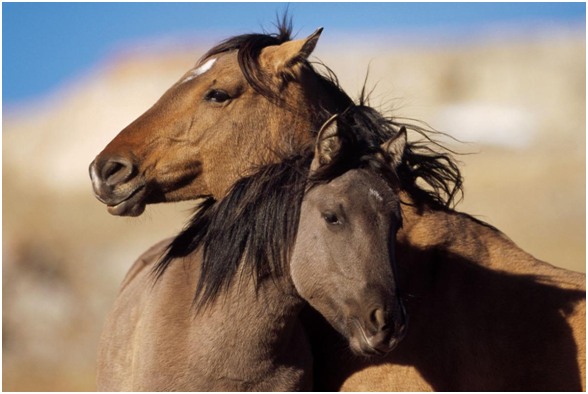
[260,27,323,79]
[311,114,341,171]
[381,127,407,168]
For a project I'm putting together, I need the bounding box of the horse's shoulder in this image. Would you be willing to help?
[119,237,174,293]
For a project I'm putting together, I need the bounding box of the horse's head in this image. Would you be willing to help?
[89,27,335,216]
[291,116,408,357]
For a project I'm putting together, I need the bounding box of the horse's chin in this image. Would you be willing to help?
[106,187,147,217]
[348,336,397,358]
[347,319,399,358]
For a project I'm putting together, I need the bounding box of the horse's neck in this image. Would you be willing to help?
[225,71,344,189]
[265,70,347,160]
[194,268,308,389]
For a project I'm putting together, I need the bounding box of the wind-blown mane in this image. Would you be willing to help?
[348,93,464,209]
[153,107,401,309]
[154,19,468,307]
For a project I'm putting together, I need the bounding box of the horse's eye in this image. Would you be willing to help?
[205,90,230,103]
[323,212,340,225]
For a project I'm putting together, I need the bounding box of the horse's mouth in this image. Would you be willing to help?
[365,337,399,357]
[106,184,147,217]
[349,318,399,358]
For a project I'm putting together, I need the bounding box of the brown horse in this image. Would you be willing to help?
[91,20,586,391]
[97,115,408,390]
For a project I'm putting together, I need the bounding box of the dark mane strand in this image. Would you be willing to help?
[309,60,356,121]
[152,107,403,310]
[154,154,311,310]
[346,91,465,209]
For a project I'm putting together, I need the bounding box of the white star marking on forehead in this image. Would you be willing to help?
[369,188,383,202]
[182,58,217,83]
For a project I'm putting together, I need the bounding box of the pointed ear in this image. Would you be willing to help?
[381,127,407,168]
[260,27,323,79]
[311,114,341,171]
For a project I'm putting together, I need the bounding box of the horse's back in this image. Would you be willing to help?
[542,262,586,390]
[505,251,585,388]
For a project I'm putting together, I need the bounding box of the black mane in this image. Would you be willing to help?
[351,93,464,209]
[153,107,401,309]
[153,154,310,310]
[154,18,469,308]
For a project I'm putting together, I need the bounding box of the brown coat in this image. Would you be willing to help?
[308,201,586,391]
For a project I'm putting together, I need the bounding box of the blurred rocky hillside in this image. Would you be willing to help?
[3,28,585,391]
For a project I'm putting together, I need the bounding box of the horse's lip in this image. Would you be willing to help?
[357,329,388,357]
[361,342,387,357]
[106,185,146,216]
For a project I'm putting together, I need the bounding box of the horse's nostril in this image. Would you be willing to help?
[103,162,123,180]
[368,308,387,332]
[98,157,135,185]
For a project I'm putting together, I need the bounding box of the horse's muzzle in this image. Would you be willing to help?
[89,157,146,216]
[350,304,408,357]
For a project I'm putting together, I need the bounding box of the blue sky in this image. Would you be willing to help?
[2,3,585,105]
